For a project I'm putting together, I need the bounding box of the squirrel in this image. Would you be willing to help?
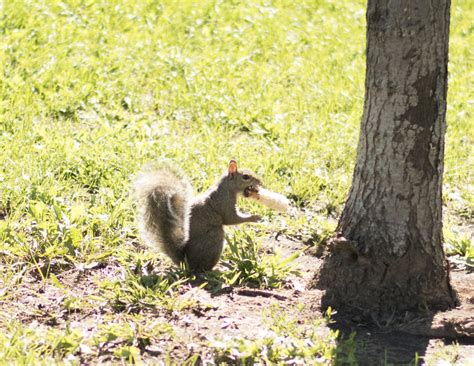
[134,160,262,271]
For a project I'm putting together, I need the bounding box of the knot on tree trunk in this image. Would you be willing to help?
[327,233,371,266]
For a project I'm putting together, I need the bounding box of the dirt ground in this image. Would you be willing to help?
[3,235,473,365]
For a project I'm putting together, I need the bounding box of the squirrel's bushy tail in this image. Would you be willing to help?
[134,168,192,265]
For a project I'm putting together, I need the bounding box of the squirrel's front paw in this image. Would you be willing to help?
[249,214,262,222]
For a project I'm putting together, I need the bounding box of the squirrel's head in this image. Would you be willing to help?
[225,160,262,195]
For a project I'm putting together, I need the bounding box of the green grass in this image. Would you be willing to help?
[0,0,473,364]
[213,304,357,365]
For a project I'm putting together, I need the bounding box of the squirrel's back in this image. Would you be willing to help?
[134,169,192,265]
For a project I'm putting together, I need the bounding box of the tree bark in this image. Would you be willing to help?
[315,0,458,316]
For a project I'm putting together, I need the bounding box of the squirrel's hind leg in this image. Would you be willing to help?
[184,229,224,271]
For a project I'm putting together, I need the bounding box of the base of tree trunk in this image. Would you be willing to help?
[312,235,459,319]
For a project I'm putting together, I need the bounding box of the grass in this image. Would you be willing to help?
[0,0,473,364]
[212,304,357,365]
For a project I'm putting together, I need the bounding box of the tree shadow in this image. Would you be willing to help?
[331,310,474,365]
[322,266,474,365]
[330,313,433,365]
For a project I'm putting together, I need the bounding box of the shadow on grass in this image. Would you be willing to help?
[330,313,432,365]
[331,311,474,365]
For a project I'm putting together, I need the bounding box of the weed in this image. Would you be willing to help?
[211,304,357,365]
[219,229,300,289]
[444,229,474,270]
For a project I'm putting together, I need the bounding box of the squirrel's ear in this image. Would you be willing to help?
[228,160,238,178]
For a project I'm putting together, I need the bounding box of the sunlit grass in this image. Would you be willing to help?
[0,0,472,363]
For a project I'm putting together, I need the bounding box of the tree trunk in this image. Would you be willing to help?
[315,0,458,316]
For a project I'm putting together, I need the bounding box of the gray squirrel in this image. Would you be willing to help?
[134,160,262,270]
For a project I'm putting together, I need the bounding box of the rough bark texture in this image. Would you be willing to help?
[315,0,458,316]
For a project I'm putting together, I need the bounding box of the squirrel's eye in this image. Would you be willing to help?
[242,174,250,180]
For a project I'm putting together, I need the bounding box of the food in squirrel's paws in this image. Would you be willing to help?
[244,186,290,213]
